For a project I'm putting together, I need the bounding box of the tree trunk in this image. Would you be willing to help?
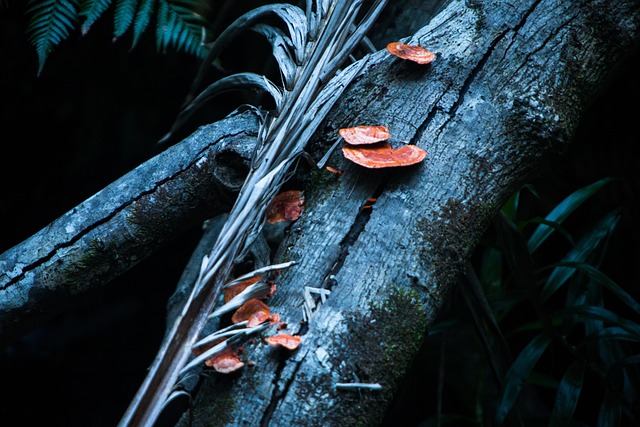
[167,1,640,426]
[0,0,638,425]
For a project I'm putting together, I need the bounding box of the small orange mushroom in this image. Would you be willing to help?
[265,333,301,350]
[231,298,272,327]
[342,143,427,169]
[339,125,391,145]
[386,42,435,64]
[224,275,263,303]
[192,341,244,374]
[266,190,304,224]
[325,165,343,175]
[206,348,245,374]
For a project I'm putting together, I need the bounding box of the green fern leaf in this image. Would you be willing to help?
[156,0,207,56]
[131,0,154,49]
[113,0,138,39]
[79,0,112,35]
[27,0,79,74]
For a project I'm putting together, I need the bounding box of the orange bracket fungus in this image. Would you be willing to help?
[266,190,304,224]
[325,165,343,175]
[231,298,272,327]
[339,125,391,145]
[206,348,245,374]
[386,42,435,64]
[192,341,245,374]
[265,333,301,351]
[342,143,427,169]
[224,275,263,303]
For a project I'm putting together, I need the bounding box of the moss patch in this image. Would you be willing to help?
[415,198,489,302]
[323,286,428,426]
[182,374,239,427]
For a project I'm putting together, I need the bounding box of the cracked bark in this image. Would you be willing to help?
[0,0,638,425]
[0,111,259,346]
[164,1,639,426]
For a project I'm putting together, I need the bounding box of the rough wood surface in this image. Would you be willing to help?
[0,0,638,424]
[0,111,259,345]
[167,0,640,425]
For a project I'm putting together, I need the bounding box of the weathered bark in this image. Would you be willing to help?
[0,0,638,425]
[0,111,259,346]
[164,0,639,426]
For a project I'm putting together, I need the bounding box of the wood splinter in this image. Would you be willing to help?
[336,382,383,391]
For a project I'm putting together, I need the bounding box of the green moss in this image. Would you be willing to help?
[298,164,341,209]
[324,286,428,426]
[414,198,491,303]
[185,376,238,427]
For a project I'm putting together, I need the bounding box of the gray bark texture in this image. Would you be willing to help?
[169,0,640,426]
[0,112,258,346]
[0,0,639,425]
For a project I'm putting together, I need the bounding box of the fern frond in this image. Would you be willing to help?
[131,0,154,49]
[26,0,79,74]
[79,0,112,35]
[113,0,137,39]
[156,0,208,56]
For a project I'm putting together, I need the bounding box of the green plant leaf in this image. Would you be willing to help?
[27,0,79,74]
[598,387,622,427]
[542,208,621,301]
[501,189,520,222]
[494,212,537,294]
[549,358,586,427]
[523,216,575,246]
[554,306,640,340]
[479,244,503,292]
[552,262,640,316]
[131,0,154,49]
[79,0,112,35]
[156,0,207,56]
[527,177,615,253]
[579,326,640,349]
[113,0,137,38]
[496,332,552,425]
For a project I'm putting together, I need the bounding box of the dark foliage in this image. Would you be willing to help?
[0,1,639,426]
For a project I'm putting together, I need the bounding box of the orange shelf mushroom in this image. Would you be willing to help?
[342,143,427,169]
[266,190,304,224]
[224,275,263,303]
[339,125,391,145]
[386,42,435,64]
[192,341,245,374]
[265,333,301,351]
[231,298,272,327]
[206,348,245,374]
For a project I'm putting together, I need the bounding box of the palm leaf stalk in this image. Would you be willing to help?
[119,1,388,425]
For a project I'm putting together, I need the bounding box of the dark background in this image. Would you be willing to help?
[1,2,639,426]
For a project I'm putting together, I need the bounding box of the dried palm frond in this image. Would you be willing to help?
[118,1,388,425]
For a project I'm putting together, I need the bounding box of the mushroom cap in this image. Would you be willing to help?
[339,125,391,145]
[265,333,301,350]
[266,190,304,224]
[207,350,245,373]
[231,298,272,327]
[342,143,427,169]
[224,276,262,303]
[386,42,435,64]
